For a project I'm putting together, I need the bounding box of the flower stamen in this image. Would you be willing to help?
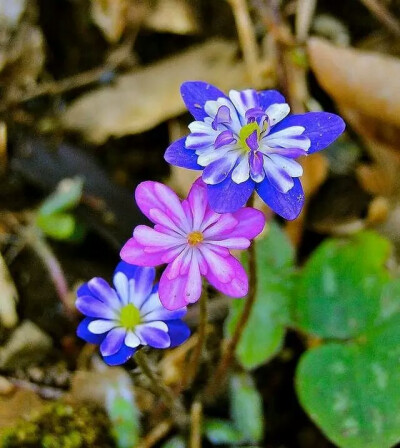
[187,231,204,246]
[120,303,141,330]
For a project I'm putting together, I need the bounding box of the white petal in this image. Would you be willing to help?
[113,272,130,305]
[266,103,290,126]
[231,155,250,184]
[204,97,242,132]
[88,319,118,334]
[229,89,258,121]
[266,136,310,150]
[197,146,233,166]
[268,154,303,177]
[125,331,141,348]
[139,292,161,314]
[265,125,305,139]
[264,158,294,193]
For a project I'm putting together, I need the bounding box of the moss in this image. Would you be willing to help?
[1,401,116,447]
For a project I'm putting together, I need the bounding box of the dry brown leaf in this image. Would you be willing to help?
[90,0,128,43]
[308,37,400,127]
[0,252,18,328]
[144,0,199,35]
[61,39,252,143]
[0,388,44,430]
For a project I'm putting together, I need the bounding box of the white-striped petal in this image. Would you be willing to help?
[264,158,294,193]
[231,156,250,184]
[88,319,118,334]
[269,154,303,177]
[265,103,290,126]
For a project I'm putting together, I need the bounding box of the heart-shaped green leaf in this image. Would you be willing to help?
[225,222,294,369]
[296,314,400,448]
[294,231,391,339]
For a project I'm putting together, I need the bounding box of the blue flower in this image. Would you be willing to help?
[164,81,345,220]
[76,262,190,366]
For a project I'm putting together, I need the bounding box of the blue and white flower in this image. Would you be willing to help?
[165,81,345,219]
[76,262,190,366]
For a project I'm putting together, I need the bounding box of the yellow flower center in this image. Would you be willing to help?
[187,231,204,246]
[119,303,141,330]
[238,122,260,153]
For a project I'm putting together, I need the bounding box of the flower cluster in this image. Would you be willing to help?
[76,81,344,365]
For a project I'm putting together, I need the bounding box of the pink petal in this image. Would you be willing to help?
[134,225,183,248]
[203,249,248,297]
[187,181,208,230]
[120,238,166,266]
[207,237,250,250]
[202,214,238,238]
[159,259,202,310]
[135,181,189,232]
[230,207,266,239]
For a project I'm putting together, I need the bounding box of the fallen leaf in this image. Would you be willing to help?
[0,252,18,329]
[308,37,400,127]
[144,0,199,35]
[0,321,52,369]
[90,0,128,43]
[0,388,43,430]
[61,39,251,143]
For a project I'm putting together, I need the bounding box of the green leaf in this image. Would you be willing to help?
[39,177,83,216]
[225,221,294,369]
[105,377,140,448]
[161,436,186,448]
[296,314,400,448]
[36,213,77,240]
[204,419,245,445]
[294,231,391,339]
[230,373,264,444]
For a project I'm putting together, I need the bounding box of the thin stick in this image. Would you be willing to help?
[359,0,400,38]
[183,289,208,389]
[203,196,257,399]
[228,0,261,86]
[136,419,173,448]
[189,401,202,448]
[134,350,187,427]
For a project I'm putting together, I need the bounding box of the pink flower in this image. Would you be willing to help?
[120,180,265,310]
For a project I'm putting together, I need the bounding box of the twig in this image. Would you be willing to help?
[136,419,173,448]
[134,350,187,428]
[295,0,317,42]
[359,0,400,38]
[8,377,64,400]
[189,401,202,448]
[228,0,261,86]
[183,289,208,389]
[202,195,257,399]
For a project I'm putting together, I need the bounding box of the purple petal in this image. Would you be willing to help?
[100,327,126,356]
[202,154,237,185]
[245,107,266,123]
[246,130,258,152]
[187,181,208,230]
[256,177,304,220]
[166,320,190,347]
[103,344,136,366]
[230,207,266,239]
[257,90,286,110]
[214,130,235,149]
[77,317,106,345]
[181,82,227,120]
[212,105,232,130]
[87,278,120,308]
[135,324,171,349]
[164,137,203,170]
[131,265,156,308]
[271,112,345,154]
[249,151,264,181]
[120,238,167,266]
[268,147,308,158]
[76,295,116,319]
[207,176,255,213]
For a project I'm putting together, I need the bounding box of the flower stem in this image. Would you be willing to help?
[134,350,187,427]
[184,289,208,389]
[189,401,203,448]
[202,196,258,399]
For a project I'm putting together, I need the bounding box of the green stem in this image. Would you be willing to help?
[134,350,187,427]
[202,196,258,400]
